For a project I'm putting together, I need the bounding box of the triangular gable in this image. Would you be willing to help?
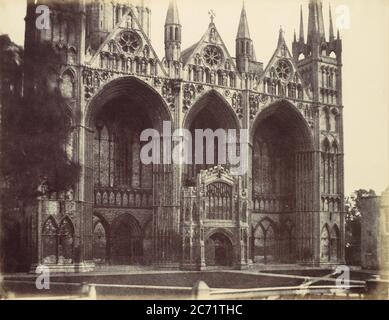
[182,23,240,77]
[261,32,312,100]
[87,6,167,76]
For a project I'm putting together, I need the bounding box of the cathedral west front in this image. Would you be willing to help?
[23,0,345,271]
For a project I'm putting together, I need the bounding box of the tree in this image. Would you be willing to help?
[1,37,80,271]
[1,34,24,281]
[345,189,376,265]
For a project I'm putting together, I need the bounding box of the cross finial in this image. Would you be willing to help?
[208,10,216,23]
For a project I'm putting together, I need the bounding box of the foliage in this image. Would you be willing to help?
[1,37,80,204]
[344,189,376,265]
[1,36,81,271]
[345,189,376,222]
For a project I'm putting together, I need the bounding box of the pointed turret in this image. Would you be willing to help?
[329,4,335,41]
[307,0,326,44]
[299,5,305,42]
[277,26,286,47]
[237,2,251,39]
[236,2,254,73]
[165,0,180,25]
[164,0,182,62]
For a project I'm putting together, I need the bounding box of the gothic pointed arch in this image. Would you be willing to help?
[183,90,240,186]
[110,214,143,265]
[253,218,277,264]
[320,224,331,262]
[58,217,75,264]
[252,100,314,226]
[85,76,172,130]
[205,229,234,267]
[251,99,313,148]
[93,213,109,263]
[42,217,59,264]
[330,224,341,262]
[183,89,240,131]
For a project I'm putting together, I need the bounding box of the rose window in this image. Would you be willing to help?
[275,59,292,82]
[119,31,141,54]
[203,45,223,67]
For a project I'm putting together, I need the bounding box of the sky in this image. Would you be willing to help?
[0,0,388,195]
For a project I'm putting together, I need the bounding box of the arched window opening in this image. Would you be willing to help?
[58,218,75,264]
[42,218,58,264]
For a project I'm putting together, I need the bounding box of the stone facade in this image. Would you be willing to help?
[23,0,345,271]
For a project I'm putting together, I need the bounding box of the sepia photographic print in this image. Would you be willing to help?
[0,0,388,304]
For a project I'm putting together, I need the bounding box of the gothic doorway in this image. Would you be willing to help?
[111,214,143,265]
[205,232,233,266]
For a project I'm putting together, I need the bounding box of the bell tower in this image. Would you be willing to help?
[292,0,342,104]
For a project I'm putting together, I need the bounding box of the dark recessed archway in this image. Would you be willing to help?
[110,214,143,265]
[86,76,172,130]
[183,90,240,131]
[205,232,234,267]
[183,90,241,186]
[251,100,313,149]
[251,100,314,215]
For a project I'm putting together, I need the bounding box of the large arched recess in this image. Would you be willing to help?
[84,76,173,195]
[81,77,172,262]
[85,76,172,130]
[250,100,313,148]
[183,90,241,186]
[251,99,315,262]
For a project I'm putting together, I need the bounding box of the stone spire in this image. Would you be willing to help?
[299,5,305,42]
[235,2,254,73]
[237,1,251,39]
[277,26,286,47]
[329,4,335,41]
[307,0,326,43]
[165,0,180,25]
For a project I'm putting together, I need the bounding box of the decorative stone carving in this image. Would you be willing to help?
[162,79,180,110]
[82,68,114,100]
[153,77,162,87]
[196,84,204,93]
[232,92,243,119]
[275,59,293,82]
[203,45,223,68]
[183,84,197,112]
[249,94,269,120]
[118,30,142,54]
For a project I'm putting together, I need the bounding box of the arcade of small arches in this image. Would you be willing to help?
[41,216,76,265]
[39,214,342,266]
[91,213,152,265]
[320,223,341,263]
